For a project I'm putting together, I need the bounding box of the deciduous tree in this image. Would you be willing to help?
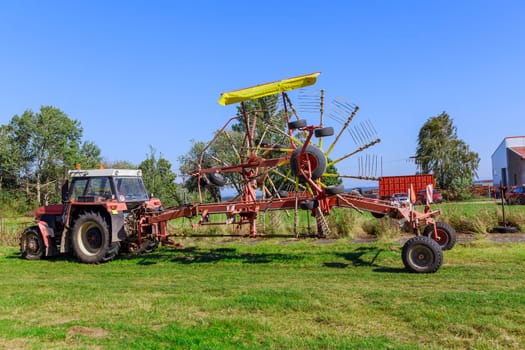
[8,106,82,204]
[139,147,179,206]
[415,112,479,196]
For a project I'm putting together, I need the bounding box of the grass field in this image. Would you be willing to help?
[1,237,524,349]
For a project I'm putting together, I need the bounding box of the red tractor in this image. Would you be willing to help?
[19,168,163,263]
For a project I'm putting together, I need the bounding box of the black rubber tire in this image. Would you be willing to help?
[208,172,226,187]
[102,242,121,262]
[300,200,318,210]
[288,119,307,130]
[326,184,345,195]
[20,226,45,260]
[71,212,111,264]
[143,239,159,253]
[314,127,334,137]
[290,145,327,180]
[371,212,386,219]
[402,236,443,273]
[276,190,289,198]
[491,225,518,233]
[423,221,457,251]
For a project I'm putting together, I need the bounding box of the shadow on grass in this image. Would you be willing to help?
[128,246,305,266]
[9,244,406,273]
[7,250,80,263]
[330,246,383,267]
[372,267,406,273]
[324,247,407,273]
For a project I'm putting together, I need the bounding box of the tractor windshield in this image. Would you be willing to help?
[115,177,149,202]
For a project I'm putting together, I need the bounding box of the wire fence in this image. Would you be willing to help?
[0,217,33,246]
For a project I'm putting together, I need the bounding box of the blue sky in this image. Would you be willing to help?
[1,0,524,188]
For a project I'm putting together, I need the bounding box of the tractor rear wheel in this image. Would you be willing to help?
[423,221,457,251]
[71,212,111,264]
[20,226,45,260]
[402,236,443,273]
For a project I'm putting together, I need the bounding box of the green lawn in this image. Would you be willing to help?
[1,238,524,349]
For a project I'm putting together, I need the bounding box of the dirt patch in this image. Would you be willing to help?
[67,326,108,340]
[0,338,27,350]
[487,233,525,243]
[388,233,525,245]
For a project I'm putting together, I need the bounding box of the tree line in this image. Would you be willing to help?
[1,103,479,215]
[0,106,183,214]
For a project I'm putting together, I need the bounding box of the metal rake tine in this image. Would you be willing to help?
[348,128,359,145]
[350,125,364,145]
[326,97,355,124]
[366,119,378,137]
[361,122,372,140]
[325,103,360,156]
[356,124,367,144]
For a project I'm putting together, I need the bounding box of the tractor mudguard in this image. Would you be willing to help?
[36,221,52,248]
[110,212,127,242]
[36,220,59,256]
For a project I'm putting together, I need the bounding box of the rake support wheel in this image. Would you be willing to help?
[423,221,457,251]
[402,236,443,273]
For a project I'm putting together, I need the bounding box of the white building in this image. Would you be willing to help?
[491,136,525,186]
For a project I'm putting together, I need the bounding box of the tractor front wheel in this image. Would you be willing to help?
[20,227,45,260]
[71,212,111,264]
[102,242,121,262]
[402,236,443,273]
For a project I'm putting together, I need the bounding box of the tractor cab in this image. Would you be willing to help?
[65,169,150,209]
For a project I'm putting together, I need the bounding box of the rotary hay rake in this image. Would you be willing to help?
[142,72,456,273]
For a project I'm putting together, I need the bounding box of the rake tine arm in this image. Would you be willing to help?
[327,138,381,167]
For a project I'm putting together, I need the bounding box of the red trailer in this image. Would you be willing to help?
[379,175,435,200]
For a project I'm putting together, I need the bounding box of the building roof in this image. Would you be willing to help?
[510,146,525,160]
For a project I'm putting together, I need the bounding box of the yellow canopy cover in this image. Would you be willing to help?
[218,72,320,106]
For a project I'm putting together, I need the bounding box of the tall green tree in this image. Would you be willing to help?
[8,106,83,204]
[178,140,222,202]
[139,147,179,206]
[415,112,479,195]
[79,141,103,169]
[0,124,21,190]
[232,95,286,140]
[104,160,137,169]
